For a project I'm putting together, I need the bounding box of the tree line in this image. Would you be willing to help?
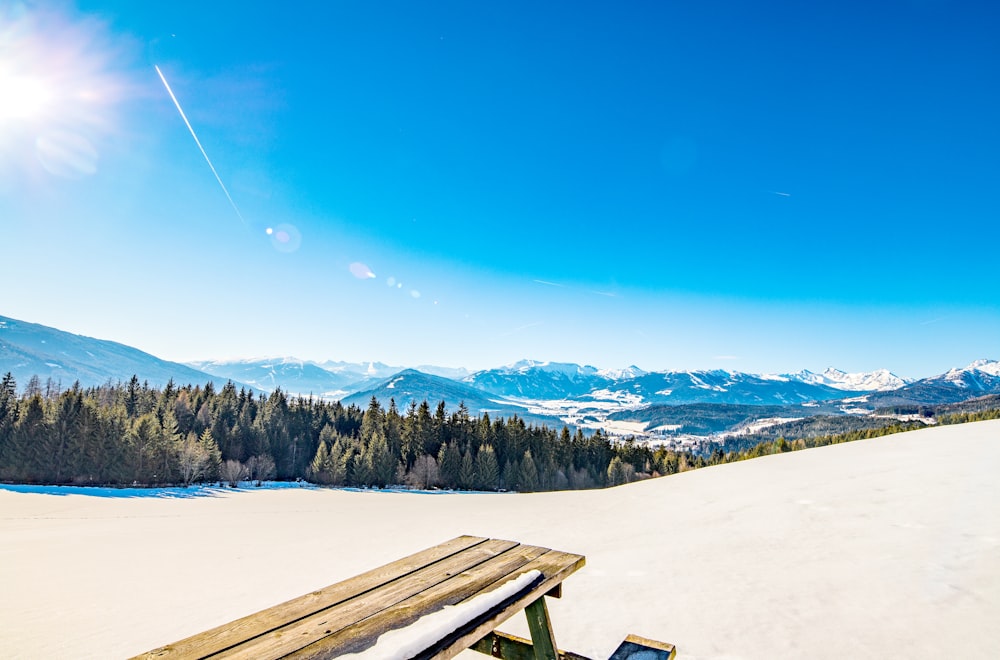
[0,373,693,490]
[5,373,995,491]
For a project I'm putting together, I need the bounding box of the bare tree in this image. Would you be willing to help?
[178,433,209,486]
[405,454,441,490]
[246,454,276,487]
[220,459,246,488]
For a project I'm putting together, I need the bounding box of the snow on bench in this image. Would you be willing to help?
[132,535,675,660]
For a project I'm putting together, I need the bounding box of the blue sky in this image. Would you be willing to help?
[1,0,997,378]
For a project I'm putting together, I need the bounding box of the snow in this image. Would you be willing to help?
[0,481,316,499]
[2,421,999,659]
[386,377,404,389]
[722,417,804,437]
[502,360,600,377]
[596,365,648,380]
[793,368,908,392]
[504,391,645,432]
[340,570,542,659]
[963,358,1000,377]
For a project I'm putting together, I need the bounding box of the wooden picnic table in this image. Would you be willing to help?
[132,535,588,660]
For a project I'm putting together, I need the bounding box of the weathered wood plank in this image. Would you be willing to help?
[409,550,586,660]
[131,535,490,660]
[280,543,552,660]
[524,598,559,660]
[470,630,592,660]
[219,540,530,660]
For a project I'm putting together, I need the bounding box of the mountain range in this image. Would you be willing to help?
[2,314,998,437]
[0,315,240,391]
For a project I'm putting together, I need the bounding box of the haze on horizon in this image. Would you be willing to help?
[1,1,998,379]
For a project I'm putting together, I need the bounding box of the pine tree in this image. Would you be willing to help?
[474,444,500,491]
[607,456,628,486]
[0,373,16,478]
[367,430,396,488]
[200,428,222,481]
[518,450,539,492]
[309,440,331,483]
[457,450,475,490]
[12,394,46,481]
[438,442,461,488]
[330,437,348,486]
[360,396,384,444]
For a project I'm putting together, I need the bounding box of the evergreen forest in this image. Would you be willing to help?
[0,374,677,490]
[2,373,997,492]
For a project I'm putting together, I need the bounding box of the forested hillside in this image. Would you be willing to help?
[0,373,678,491]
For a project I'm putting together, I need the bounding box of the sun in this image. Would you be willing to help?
[0,6,125,177]
[0,73,55,123]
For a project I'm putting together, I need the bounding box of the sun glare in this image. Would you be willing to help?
[0,73,55,122]
[0,6,125,178]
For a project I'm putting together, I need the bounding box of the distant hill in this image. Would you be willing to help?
[609,402,800,435]
[0,315,240,391]
[341,369,563,427]
[4,313,996,438]
[188,357,360,399]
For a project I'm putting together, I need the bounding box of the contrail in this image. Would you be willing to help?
[154,65,247,226]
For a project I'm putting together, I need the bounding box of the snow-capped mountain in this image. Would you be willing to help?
[315,360,403,380]
[463,362,899,406]
[187,357,360,399]
[791,367,910,392]
[946,358,1000,380]
[610,369,848,406]
[597,365,648,380]
[5,313,998,433]
[863,359,1000,407]
[936,359,1000,392]
[464,360,606,399]
[340,369,559,427]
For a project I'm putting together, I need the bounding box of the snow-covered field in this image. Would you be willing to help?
[2,421,998,659]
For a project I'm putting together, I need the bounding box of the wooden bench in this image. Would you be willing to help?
[132,535,675,660]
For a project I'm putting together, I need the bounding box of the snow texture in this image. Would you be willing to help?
[340,570,542,659]
[2,421,998,660]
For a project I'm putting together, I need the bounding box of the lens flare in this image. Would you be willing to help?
[0,5,125,179]
[349,262,376,279]
[35,131,98,177]
[268,223,301,253]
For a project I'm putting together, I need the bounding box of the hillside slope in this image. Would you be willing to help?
[2,420,997,659]
[0,315,238,390]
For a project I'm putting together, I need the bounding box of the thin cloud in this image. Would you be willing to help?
[771,191,791,197]
[590,290,618,298]
[532,279,566,288]
[919,317,949,326]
